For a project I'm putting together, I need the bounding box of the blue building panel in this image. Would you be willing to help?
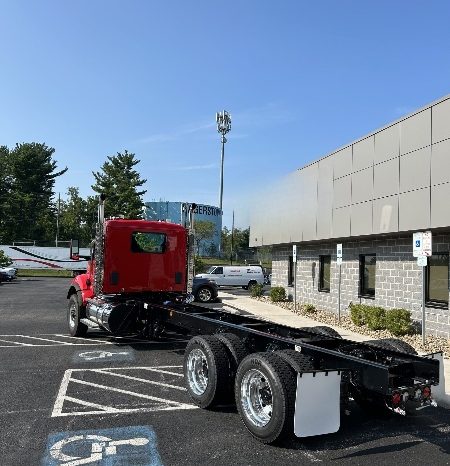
[145,201,222,257]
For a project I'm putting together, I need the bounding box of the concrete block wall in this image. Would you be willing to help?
[272,233,450,338]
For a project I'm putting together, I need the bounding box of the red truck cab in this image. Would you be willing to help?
[68,219,188,306]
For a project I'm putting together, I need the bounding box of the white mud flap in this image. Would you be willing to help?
[294,370,341,438]
[423,352,447,407]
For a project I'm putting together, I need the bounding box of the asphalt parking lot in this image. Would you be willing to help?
[1,278,450,465]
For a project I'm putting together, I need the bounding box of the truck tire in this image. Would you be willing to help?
[184,335,230,408]
[217,333,249,402]
[275,349,314,374]
[370,338,417,355]
[300,326,342,339]
[235,352,297,444]
[216,333,249,373]
[67,294,88,337]
[196,286,213,303]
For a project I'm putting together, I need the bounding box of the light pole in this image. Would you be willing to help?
[216,110,231,212]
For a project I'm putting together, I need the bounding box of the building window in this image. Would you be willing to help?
[426,253,449,308]
[288,255,294,286]
[359,254,376,297]
[319,255,331,292]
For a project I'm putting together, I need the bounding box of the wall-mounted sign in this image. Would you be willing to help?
[417,256,427,267]
[413,231,432,257]
[337,243,342,259]
[292,245,297,263]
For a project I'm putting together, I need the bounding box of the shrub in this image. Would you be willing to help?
[385,308,412,336]
[194,256,206,274]
[0,250,12,268]
[349,304,367,326]
[365,306,386,331]
[303,303,316,314]
[270,286,286,302]
[250,283,264,297]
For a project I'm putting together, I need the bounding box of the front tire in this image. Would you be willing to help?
[67,294,88,337]
[235,352,297,444]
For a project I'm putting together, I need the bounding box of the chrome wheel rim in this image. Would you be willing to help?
[240,369,273,427]
[69,302,76,328]
[198,288,212,302]
[187,348,209,395]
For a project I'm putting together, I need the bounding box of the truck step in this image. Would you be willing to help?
[80,318,100,329]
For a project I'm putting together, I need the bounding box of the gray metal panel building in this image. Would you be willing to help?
[250,95,450,338]
[250,95,450,247]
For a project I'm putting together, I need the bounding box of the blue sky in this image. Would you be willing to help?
[1,0,450,228]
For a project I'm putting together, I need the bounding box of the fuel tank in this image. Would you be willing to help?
[86,297,139,334]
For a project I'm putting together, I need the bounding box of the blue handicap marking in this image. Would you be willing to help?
[415,240,421,247]
[42,426,163,466]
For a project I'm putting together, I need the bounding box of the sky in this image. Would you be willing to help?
[1,0,450,228]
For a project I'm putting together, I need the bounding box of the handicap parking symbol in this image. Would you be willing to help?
[42,426,162,465]
[73,349,134,363]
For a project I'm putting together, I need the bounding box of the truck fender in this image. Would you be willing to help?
[67,284,83,307]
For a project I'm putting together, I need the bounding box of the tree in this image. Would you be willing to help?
[0,146,12,243]
[92,150,147,219]
[194,220,216,255]
[5,143,67,243]
[58,187,98,247]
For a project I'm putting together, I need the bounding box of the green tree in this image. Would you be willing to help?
[5,143,67,243]
[0,250,12,267]
[194,220,216,255]
[0,146,12,243]
[92,150,147,219]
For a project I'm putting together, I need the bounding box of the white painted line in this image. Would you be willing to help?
[0,338,33,346]
[92,369,186,391]
[140,367,184,377]
[63,396,122,413]
[0,343,118,348]
[52,369,73,417]
[52,405,196,417]
[14,335,73,345]
[69,377,194,408]
[51,334,110,344]
[68,365,183,373]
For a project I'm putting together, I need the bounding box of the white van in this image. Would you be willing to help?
[196,265,265,289]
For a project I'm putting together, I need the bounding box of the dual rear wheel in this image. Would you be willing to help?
[183,335,314,444]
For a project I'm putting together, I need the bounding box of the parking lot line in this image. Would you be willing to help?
[52,334,110,344]
[63,395,122,413]
[91,368,186,391]
[52,365,197,418]
[15,335,73,345]
[69,378,193,407]
[0,337,33,346]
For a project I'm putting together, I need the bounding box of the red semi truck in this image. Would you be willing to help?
[67,196,442,444]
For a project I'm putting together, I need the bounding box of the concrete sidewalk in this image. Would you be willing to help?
[219,291,450,408]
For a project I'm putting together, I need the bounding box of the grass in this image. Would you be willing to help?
[17,269,74,278]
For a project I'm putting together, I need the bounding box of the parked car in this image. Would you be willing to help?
[192,276,219,303]
[196,265,264,289]
[0,267,17,281]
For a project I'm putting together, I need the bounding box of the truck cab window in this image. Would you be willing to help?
[213,267,223,274]
[131,232,166,253]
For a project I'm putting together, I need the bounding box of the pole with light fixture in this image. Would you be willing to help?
[216,110,231,212]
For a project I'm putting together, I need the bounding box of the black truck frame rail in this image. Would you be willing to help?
[143,300,440,396]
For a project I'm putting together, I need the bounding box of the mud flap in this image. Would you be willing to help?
[294,370,341,438]
[423,352,446,407]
